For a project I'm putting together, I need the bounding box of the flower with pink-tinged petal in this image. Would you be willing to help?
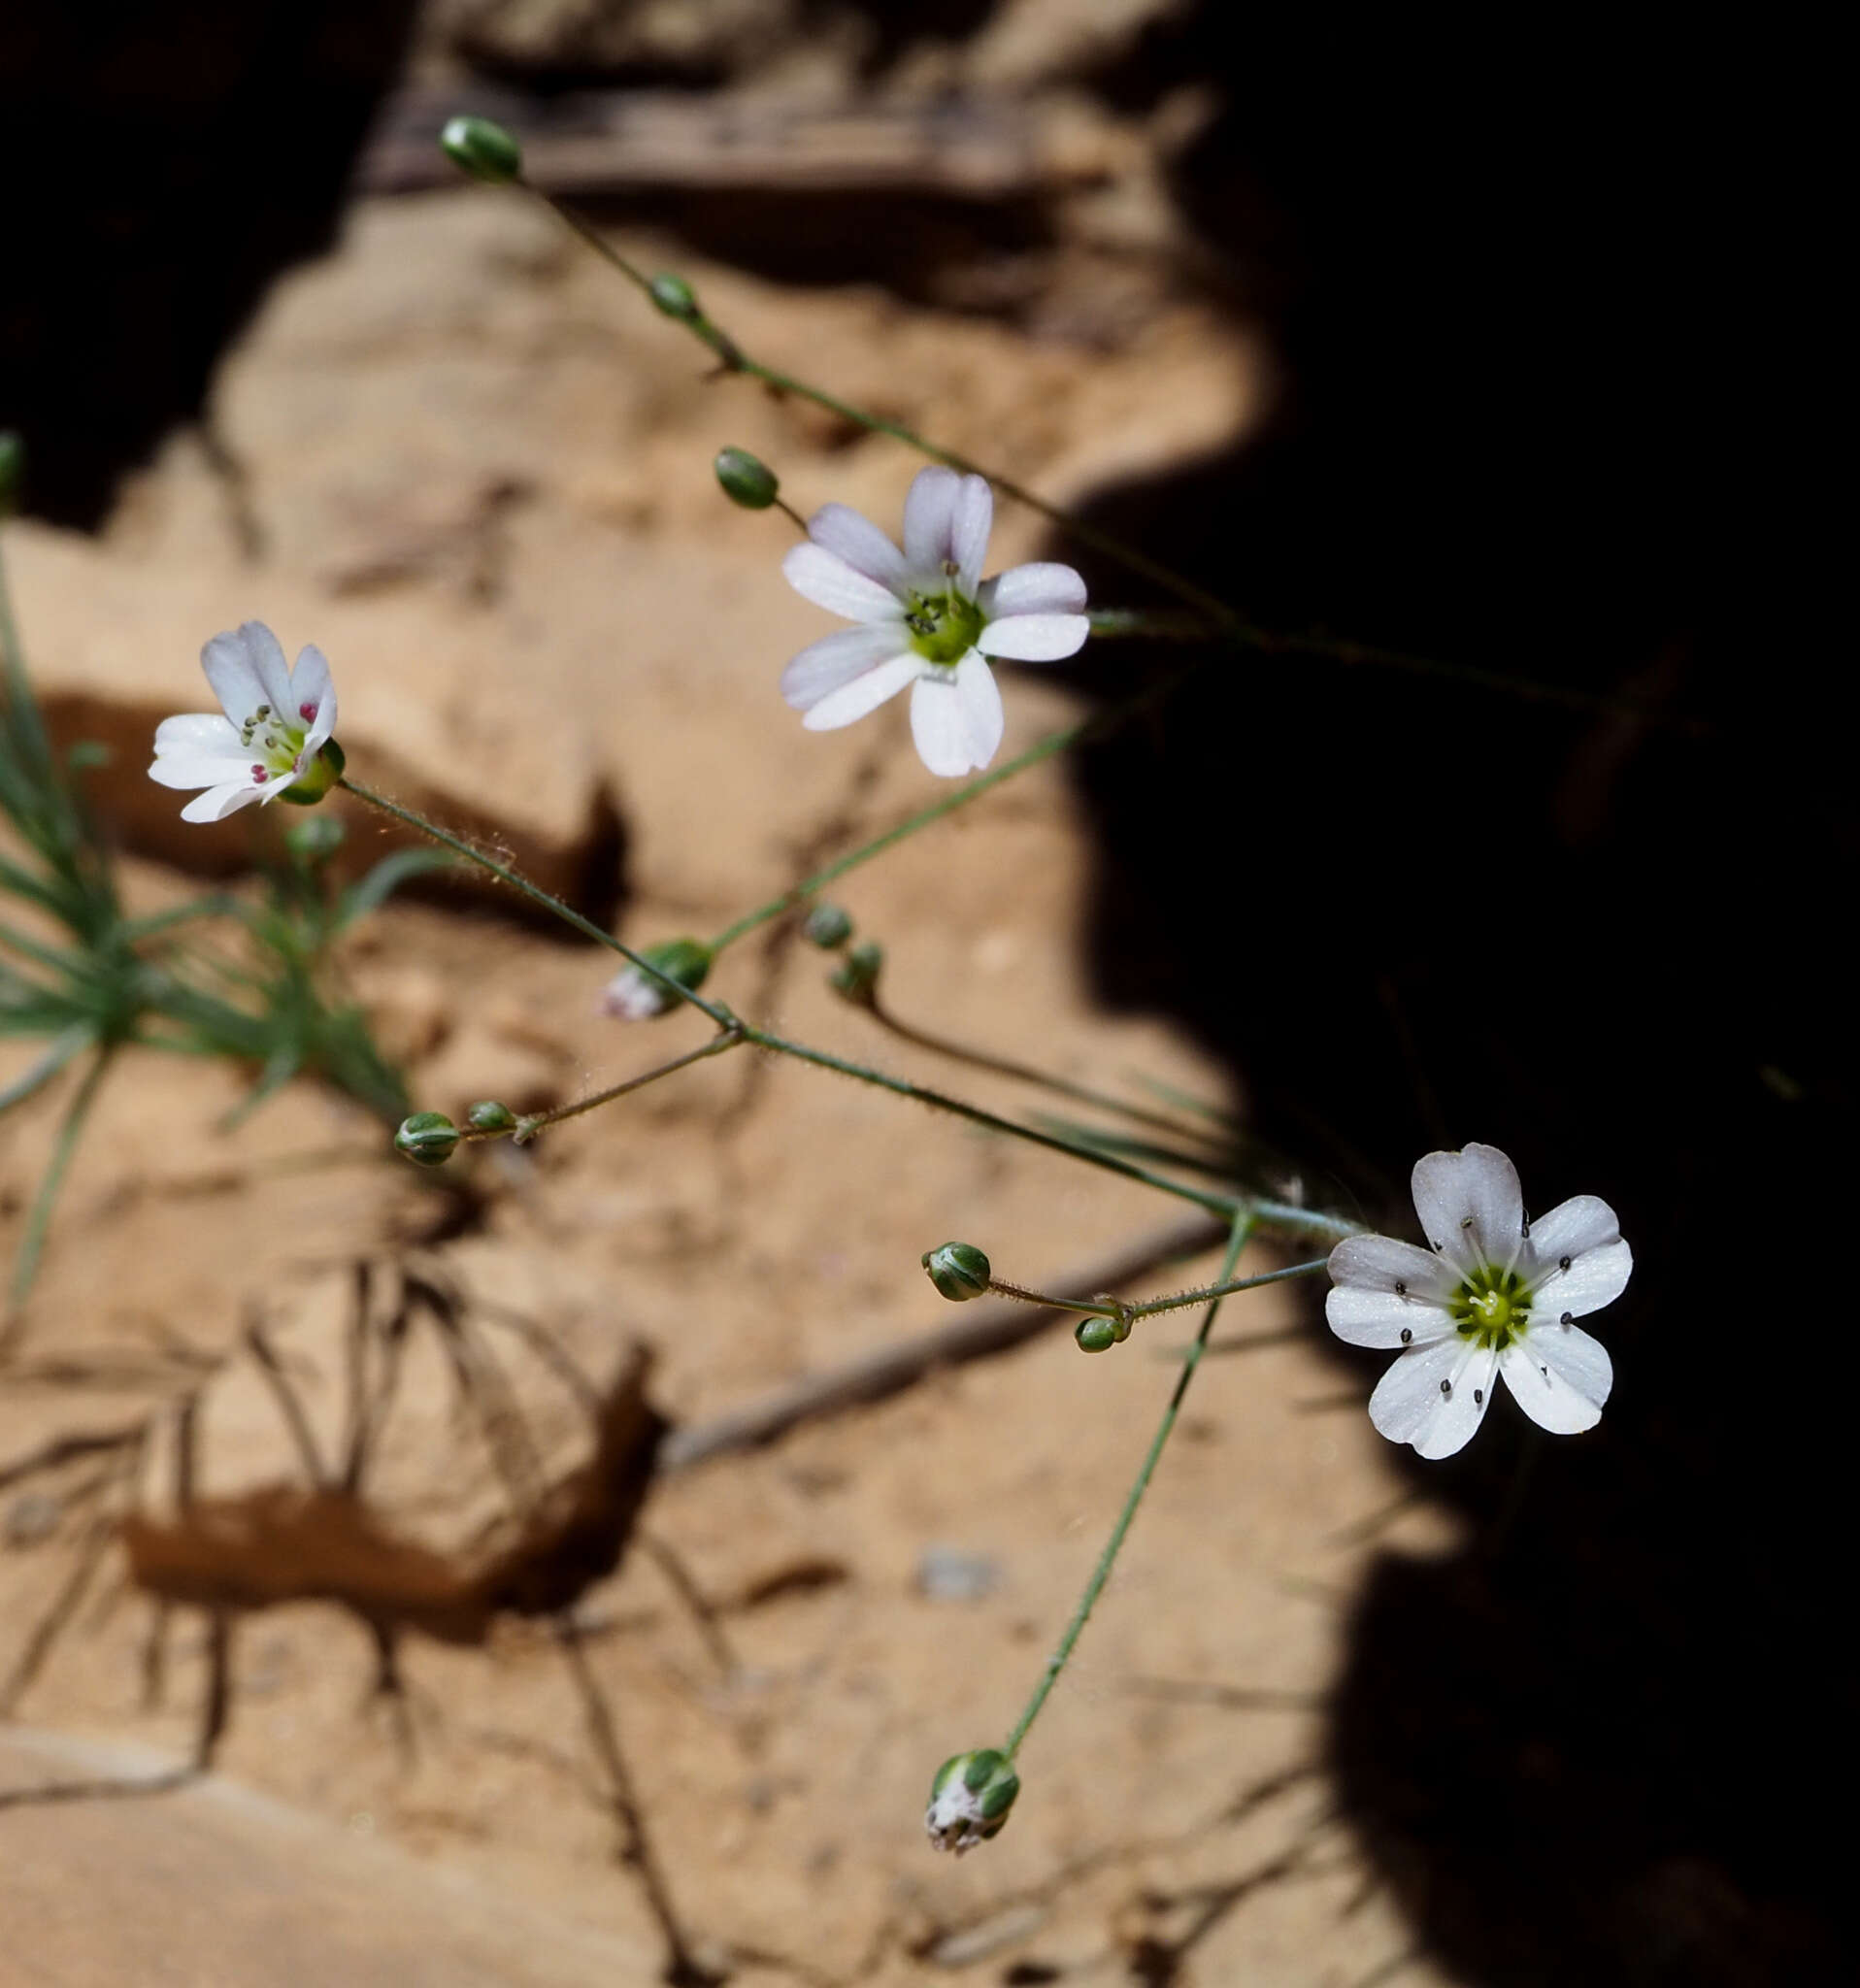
[780,467,1089,778]
[1326,1143,1630,1459]
[149,623,340,822]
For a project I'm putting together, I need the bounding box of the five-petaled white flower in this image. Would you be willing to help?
[780,466,1089,778]
[1326,1143,1630,1459]
[149,622,338,822]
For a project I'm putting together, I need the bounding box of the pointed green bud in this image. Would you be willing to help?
[440,115,523,184]
[714,447,780,510]
[649,273,699,321]
[831,940,882,1006]
[467,1100,518,1134]
[0,430,23,515]
[925,1748,1019,1854]
[1076,1317,1119,1353]
[922,1242,991,1302]
[802,902,853,949]
[280,737,345,806]
[395,1110,459,1168]
[600,937,714,1020]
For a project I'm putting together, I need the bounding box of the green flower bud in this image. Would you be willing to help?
[395,1110,459,1168]
[467,1100,518,1133]
[925,1748,1019,1854]
[831,939,882,1005]
[922,1242,991,1302]
[714,447,780,511]
[600,937,714,1020]
[802,901,853,949]
[280,738,345,806]
[1076,1317,1119,1353]
[440,115,523,184]
[0,430,23,514]
[284,815,346,864]
[649,273,699,321]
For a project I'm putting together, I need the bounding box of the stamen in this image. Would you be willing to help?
[250,766,269,783]
[1440,1378,1452,1397]
[1394,1280,1407,1296]
[299,700,318,721]
[1559,1255,1572,1271]
[1473,1387,1483,1405]
[1399,1327,1412,1344]
[1560,1311,1573,1325]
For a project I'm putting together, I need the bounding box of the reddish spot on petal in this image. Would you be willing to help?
[299,701,318,721]
[250,766,269,783]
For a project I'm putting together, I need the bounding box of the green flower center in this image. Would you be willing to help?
[238,701,312,778]
[905,579,984,666]
[1446,1265,1530,1350]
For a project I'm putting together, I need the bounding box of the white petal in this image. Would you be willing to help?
[910,666,995,778]
[902,467,961,572]
[291,646,337,755]
[180,779,267,823]
[149,751,257,791]
[1327,1286,1455,1349]
[952,651,1004,769]
[1325,1233,1455,1346]
[782,542,908,623]
[1533,1238,1633,1319]
[801,651,920,731]
[781,624,912,711]
[200,629,265,724]
[1411,1143,1526,1276]
[1525,1194,1620,1269]
[599,967,667,1021]
[203,622,293,725]
[980,562,1087,618]
[949,475,993,595]
[153,712,241,756]
[1368,1339,1499,1458]
[806,504,908,590]
[976,612,1091,662]
[1499,1321,1611,1435]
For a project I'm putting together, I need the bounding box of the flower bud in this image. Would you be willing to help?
[284,815,346,864]
[925,1748,1019,1854]
[395,1111,459,1168]
[830,940,882,1005]
[922,1242,991,1302]
[440,115,523,183]
[802,901,852,949]
[649,273,699,321]
[0,430,23,514]
[281,738,345,806]
[599,937,714,1021]
[467,1100,518,1133]
[714,447,780,511]
[1076,1317,1118,1353]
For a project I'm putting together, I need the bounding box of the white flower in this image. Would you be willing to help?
[149,622,338,822]
[1326,1143,1630,1460]
[780,466,1089,778]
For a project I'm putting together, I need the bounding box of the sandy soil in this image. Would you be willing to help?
[2,186,1457,1985]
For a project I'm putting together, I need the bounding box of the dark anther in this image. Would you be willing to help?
[1474,1388,1484,1405]
[1440,1378,1452,1397]
[1400,1327,1412,1344]
[1559,1255,1572,1271]
[1561,1310,1573,1325]
[1395,1280,1407,1296]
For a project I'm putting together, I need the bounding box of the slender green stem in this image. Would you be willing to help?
[1003,1208,1256,1760]
[707,669,1187,955]
[738,1020,1240,1218]
[339,776,741,1031]
[862,988,1225,1152]
[525,184,1237,627]
[984,1254,1331,1330]
[0,1023,94,1116]
[6,1044,114,1313]
[492,1025,746,1144]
